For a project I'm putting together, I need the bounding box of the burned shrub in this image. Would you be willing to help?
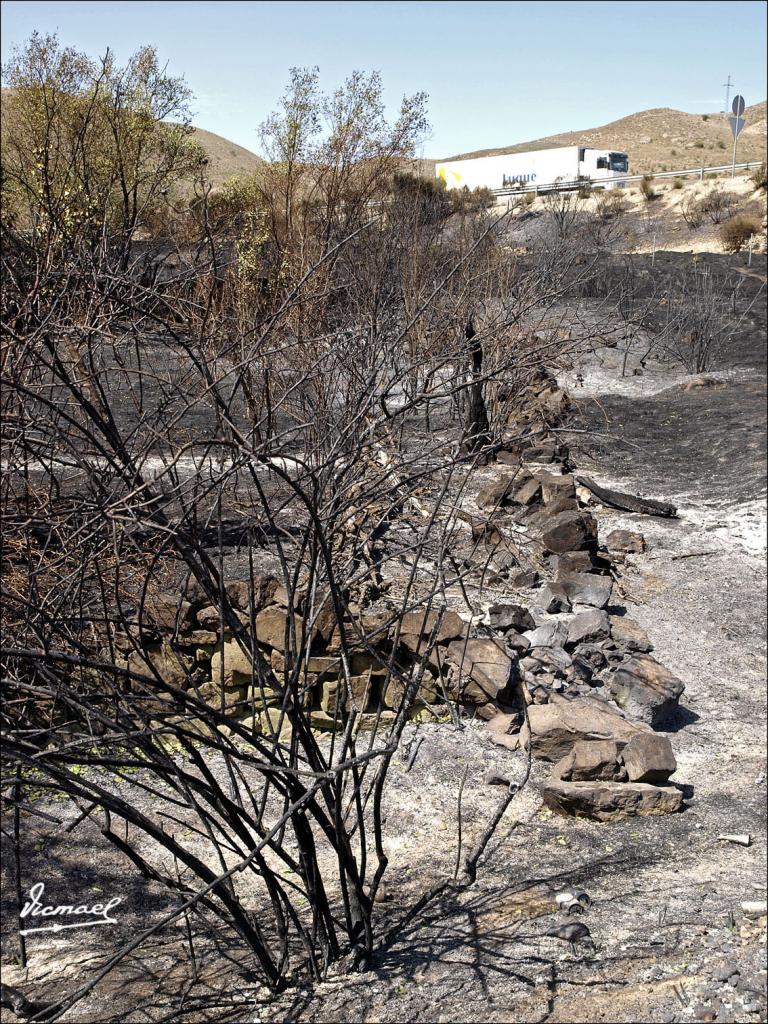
[640,174,657,202]
[719,214,761,253]
[750,161,767,192]
[699,186,735,224]
[680,193,704,229]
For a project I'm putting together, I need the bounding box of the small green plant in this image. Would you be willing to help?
[719,214,760,252]
[672,177,684,189]
[702,114,710,121]
[717,140,726,150]
[695,141,705,149]
[671,149,677,156]
[523,190,536,206]
[640,174,657,201]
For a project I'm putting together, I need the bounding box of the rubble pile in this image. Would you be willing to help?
[112,433,687,822]
[471,437,686,820]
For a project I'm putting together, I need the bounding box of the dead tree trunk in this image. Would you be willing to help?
[464,319,490,452]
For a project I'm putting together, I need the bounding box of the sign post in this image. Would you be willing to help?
[729,95,746,178]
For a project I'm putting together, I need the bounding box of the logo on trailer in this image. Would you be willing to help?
[502,173,537,187]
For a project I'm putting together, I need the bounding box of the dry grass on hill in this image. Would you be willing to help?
[189,125,263,186]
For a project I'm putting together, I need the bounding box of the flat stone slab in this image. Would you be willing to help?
[559,572,613,609]
[543,778,683,821]
[522,694,651,762]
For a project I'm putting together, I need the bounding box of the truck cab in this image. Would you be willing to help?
[580,148,629,185]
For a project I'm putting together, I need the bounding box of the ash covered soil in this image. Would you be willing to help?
[252,255,768,1023]
[2,255,766,1023]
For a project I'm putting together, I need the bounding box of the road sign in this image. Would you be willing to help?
[729,96,747,176]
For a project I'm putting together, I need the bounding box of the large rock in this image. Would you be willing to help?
[567,609,610,646]
[399,608,465,653]
[196,679,249,712]
[226,576,280,613]
[145,593,195,632]
[539,583,571,613]
[476,474,517,509]
[559,572,613,609]
[553,739,626,782]
[446,638,514,703]
[609,615,653,653]
[210,639,260,685]
[487,603,536,633]
[522,694,651,762]
[255,606,304,652]
[543,778,683,821]
[322,674,376,713]
[538,511,598,554]
[552,551,594,576]
[127,643,194,691]
[524,619,570,649]
[538,471,576,505]
[608,655,684,726]
[510,477,542,506]
[485,711,523,750]
[620,733,677,783]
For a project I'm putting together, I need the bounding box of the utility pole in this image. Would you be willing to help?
[722,75,733,116]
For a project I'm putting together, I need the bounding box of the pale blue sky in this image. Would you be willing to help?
[2,1,766,158]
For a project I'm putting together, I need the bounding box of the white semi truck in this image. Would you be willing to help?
[435,146,629,192]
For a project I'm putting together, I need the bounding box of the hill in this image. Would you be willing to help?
[189,126,263,186]
[438,102,767,175]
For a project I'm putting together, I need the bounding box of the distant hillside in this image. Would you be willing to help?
[189,127,263,187]
[438,102,767,175]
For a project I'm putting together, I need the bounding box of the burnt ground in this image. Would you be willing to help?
[1,255,766,1023]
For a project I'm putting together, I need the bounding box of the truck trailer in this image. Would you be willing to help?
[435,146,629,192]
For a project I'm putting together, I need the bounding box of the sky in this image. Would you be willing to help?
[2,0,766,159]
